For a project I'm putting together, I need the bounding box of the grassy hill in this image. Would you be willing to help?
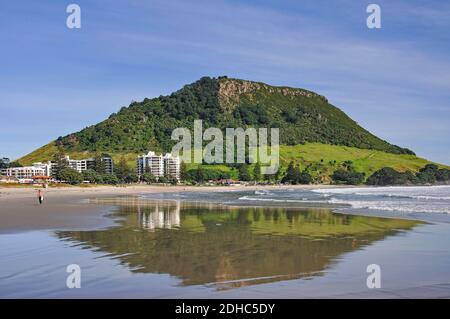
[43,76,413,155]
[19,142,139,169]
[18,141,445,183]
[17,76,447,182]
[278,143,443,183]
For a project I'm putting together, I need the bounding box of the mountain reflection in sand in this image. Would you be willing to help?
[56,199,420,290]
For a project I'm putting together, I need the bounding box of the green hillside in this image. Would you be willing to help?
[278,143,444,183]
[186,143,444,182]
[17,76,446,182]
[48,76,413,155]
[18,141,444,183]
[19,142,139,169]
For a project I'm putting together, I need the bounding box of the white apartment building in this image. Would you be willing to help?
[6,162,52,179]
[137,151,180,180]
[137,151,164,177]
[4,156,114,181]
[68,158,87,172]
[59,156,113,174]
[164,153,181,180]
[33,162,52,176]
[65,156,94,172]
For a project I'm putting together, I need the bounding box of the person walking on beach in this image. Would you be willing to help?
[37,189,44,205]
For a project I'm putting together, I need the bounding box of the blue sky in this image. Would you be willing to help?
[1,0,449,164]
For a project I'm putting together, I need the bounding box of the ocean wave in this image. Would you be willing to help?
[400,195,450,200]
[338,193,450,201]
[312,185,450,194]
[327,198,450,214]
[254,190,275,196]
[312,185,450,201]
[238,196,328,204]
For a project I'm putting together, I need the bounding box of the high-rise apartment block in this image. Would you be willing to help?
[137,151,180,180]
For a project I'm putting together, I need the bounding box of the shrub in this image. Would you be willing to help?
[281,162,312,184]
[82,169,103,184]
[142,173,157,184]
[102,174,119,185]
[436,169,450,182]
[59,167,83,185]
[297,171,313,184]
[124,173,139,184]
[416,164,439,184]
[366,167,415,186]
[332,169,365,185]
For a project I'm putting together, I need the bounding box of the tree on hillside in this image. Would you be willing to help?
[158,176,169,184]
[114,157,131,183]
[297,170,313,184]
[253,162,262,182]
[142,172,157,184]
[82,169,103,184]
[52,147,69,180]
[281,161,312,184]
[332,169,365,185]
[366,167,416,186]
[281,161,299,184]
[194,166,206,183]
[330,160,365,185]
[102,173,119,185]
[274,168,281,182]
[8,161,23,168]
[238,164,251,181]
[124,172,139,184]
[0,157,10,169]
[436,169,450,182]
[416,164,438,184]
[342,160,354,171]
[59,167,83,185]
[94,154,106,174]
[180,162,188,181]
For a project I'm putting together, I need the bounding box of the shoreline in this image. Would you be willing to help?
[1,184,446,234]
[0,184,338,234]
[1,184,449,299]
[0,184,348,201]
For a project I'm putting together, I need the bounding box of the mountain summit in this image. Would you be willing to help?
[50,76,412,156]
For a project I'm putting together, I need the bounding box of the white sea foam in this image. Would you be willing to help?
[312,185,450,195]
[237,185,450,214]
[312,186,450,214]
[327,192,450,200]
[238,196,326,204]
[254,190,275,196]
[327,198,450,214]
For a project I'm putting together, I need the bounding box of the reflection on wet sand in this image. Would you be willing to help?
[137,201,181,230]
[57,200,421,290]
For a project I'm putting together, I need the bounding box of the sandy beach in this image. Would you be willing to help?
[0,184,335,198]
[0,184,335,233]
[1,184,450,299]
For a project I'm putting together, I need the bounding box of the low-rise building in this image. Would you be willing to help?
[4,155,114,182]
[33,162,52,176]
[6,163,50,180]
[67,157,93,172]
[57,156,113,174]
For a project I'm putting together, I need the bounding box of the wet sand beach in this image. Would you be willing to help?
[0,185,333,233]
[1,185,449,299]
